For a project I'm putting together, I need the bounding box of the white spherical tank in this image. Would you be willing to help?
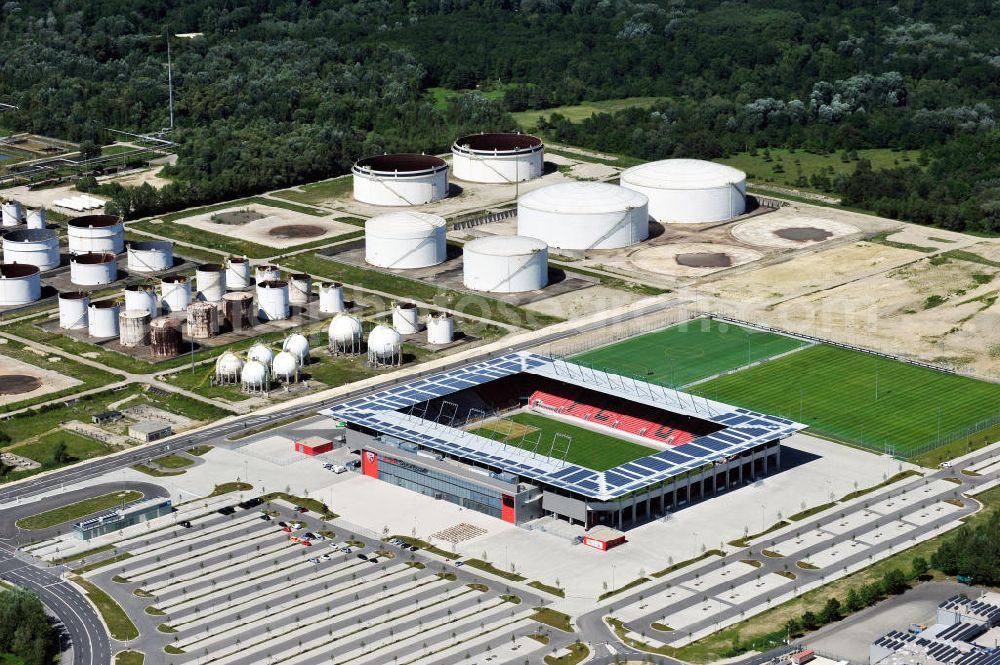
[254,265,281,284]
[288,273,312,306]
[58,291,89,330]
[247,343,274,366]
[0,264,41,306]
[215,351,244,384]
[25,208,45,230]
[226,256,253,290]
[1,200,24,227]
[271,351,300,382]
[119,309,151,348]
[462,236,548,293]
[367,324,402,366]
[70,252,117,286]
[196,263,226,302]
[256,280,290,321]
[328,314,362,353]
[517,182,649,250]
[160,275,192,314]
[123,284,159,316]
[318,282,345,314]
[88,299,120,338]
[282,333,310,364]
[365,212,447,269]
[67,215,124,255]
[620,159,747,224]
[452,133,544,183]
[127,240,173,273]
[426,312,455,345]
[2,228,60,271]
[241,360,270,394]
[392,302,421,334]
[353,154,449,206]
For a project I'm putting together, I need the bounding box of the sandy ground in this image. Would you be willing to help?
[523,285,646,318]
[169,203,357,248]
[0,349,82,406]
[102,165,173,189]
[627,242,764,278]
[0,182,102,214]
[731,213,862,249]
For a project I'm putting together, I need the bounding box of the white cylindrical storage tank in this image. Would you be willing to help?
[426,312,455,345]
[620,159,747,224]
[127,240,173,273]
[123,284,158,316]
[1,200,24,227]
[88,299,119,338]
[58,291,89,330]
[517,182,649,250]
[196,263,226,302]
[160,275,192,314]
[0,264,41,306]
[365,212,447,269]
[247,343,274,366]
[256,279,290,321]
[226,256,252,290]
[215,351,244,385]
[318,282,345,314]
[288,273,312,306]
[392,301,421,334]
[367,324,402,366]
[70,252,117,286]
[2,228,60,271]
[254,265,281,284]
[463,236,548,293]
[119,309,151,347]
[241,360,270,394]
[328,314,362,354]
[452,133,544,184]
[271,351,300,383]
[282,333,310,364]
[352,154,449,206]
[25,208,45,230]
[67,215,124,255]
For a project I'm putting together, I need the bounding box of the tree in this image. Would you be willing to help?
[844,587,864,613]
[801,611,819,631]
[50,441,70,466]
[819,597,842,624]
[910,556,930,579]
[881,568,909,596]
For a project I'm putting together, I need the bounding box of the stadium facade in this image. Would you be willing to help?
[323,353,805,532]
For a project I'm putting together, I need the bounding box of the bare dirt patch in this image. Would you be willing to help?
[774,227,833,242]
[628,243,762,279]
[0,353,83,406]
[211,209,264,225]
[675,252,732,268]
[269,224,326,239]
[0,374,42,394]
[732,213,862,248]
[171,204,357,249]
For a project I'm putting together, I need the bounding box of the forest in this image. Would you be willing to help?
[0,589,59,665]
[1,0,999,230]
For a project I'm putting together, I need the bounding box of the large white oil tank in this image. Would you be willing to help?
[227,256,252,290]
[517,182,649,250]
[289,273,312,306]
[160,275,192,314]
[2,229,60,271]
[367,324,402,366]
[318,282,345,314]
[328,314,362,354]
[119,309,151,347]
[282,333,310,364]
[256,279,290,321]
[58,291,89,330]
[123,284,158,315]
[127,240,173,273]
[426,312,455,345]
[1,200,24,227]
[70,252,117,286]
[365,212,447,269]
[254,265,281,284]
[462,236,548,293]
[392,302,421,334]
[271,351,300,383]
[352,154,448,206]
[25,208,45,230]
[67,215,124,255]
[247,343,274,366]
[241,360,269,394]
[620,159,747,224]
[88,299,119,338]
[0,264,41,306]
[451,133,544,183]
[215,351,244,384]
[196,263,226,302]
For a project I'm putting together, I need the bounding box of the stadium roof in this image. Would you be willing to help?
[322,352,806,500]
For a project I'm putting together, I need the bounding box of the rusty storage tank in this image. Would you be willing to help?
[289,273,312,306]
[223,291,255,332]
[150,318,182,357]
[186,301,219,338]
[119,309,151,347]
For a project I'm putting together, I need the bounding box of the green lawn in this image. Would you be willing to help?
[571,319,809,387]
[8,431,112,468]
[426,86,510,110]
[72,577,139,641]
[512,96,669,129]
[16,490,143,529]
[472,412,656,471]
[693,344,1000,456]
[151,454,194,469]
[271,176,352,205]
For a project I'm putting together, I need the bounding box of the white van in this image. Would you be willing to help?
[331,464,348,474]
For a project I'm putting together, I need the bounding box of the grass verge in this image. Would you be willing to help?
[73,576,139,641]
[16,491,143,529]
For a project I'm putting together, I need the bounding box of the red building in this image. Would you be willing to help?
[582,526,627,551]
[294,436,334,456]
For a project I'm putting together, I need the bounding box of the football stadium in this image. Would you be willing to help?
[323,350,804,544]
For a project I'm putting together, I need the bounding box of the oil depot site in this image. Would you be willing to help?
[1,131,1000,665]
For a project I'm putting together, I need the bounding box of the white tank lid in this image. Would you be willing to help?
[121,309,150,319]
[518,182,647,215]
[621,159,746,190]
[464,235,547,257]
[365,212,446,239]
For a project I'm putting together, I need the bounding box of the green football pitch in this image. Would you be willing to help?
[691,344,1000,455]
[470,412,657,471]
[570,318,809,387]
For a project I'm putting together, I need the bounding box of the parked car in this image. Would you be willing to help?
[289,536,302,543]
[308,557,319,564]
[408,545,418,552]
[294,506,309,513]
[179,520,192,528]
[217,506,236,516]
[343,547,353,554]
[369,558,379,564]
[259,514,271,521]
[278,521,288,528]
[303,532,317,540]
[455,561,464,567]
[301,540,312,547]
[320,554,332,561]
[331,465,348,474]
[357,553,368,560]
[281,526,292,533]
[290,522,304,531]
[239,498,263,510]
